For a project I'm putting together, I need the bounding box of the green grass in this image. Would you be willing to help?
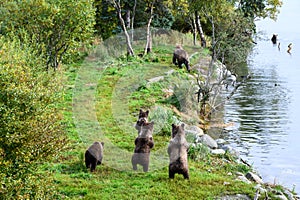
[51,44,279,199]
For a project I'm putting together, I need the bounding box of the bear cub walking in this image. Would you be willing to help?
[168,123,189,179]
[85,141,104,172]
[132,121,154,172]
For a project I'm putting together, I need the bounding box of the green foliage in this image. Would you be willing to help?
[214,11,255,70]
[239,0,283,20]
[0,37,67,198]
[188,143,211,161]
[0,0,95,69]
[149,105,180,136]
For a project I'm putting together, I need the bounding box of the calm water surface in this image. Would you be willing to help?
[223,0,300,193]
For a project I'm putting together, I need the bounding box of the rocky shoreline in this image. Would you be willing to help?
[146,68,299,200]
[184,124,299,200]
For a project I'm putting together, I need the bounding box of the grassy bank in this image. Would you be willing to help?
[49,43,284,199]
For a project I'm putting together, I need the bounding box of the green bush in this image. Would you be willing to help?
[0,0,95,69]
[0,37,67,199]
[149,105,180,136]
[188,143,211,161]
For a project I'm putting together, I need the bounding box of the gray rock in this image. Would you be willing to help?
[245,172,263,184]
[211,149,226,155]
[274,195,288,200]
[185,125,204,137]
[217,194,251,200]
[254,184,267,194]
[196,134,218,149]
[237,175,252,184]
[221,144,240,157]
[283,188,295,200]
[165,69,175,76]
[147,76,164,87]
[215,139,227,145]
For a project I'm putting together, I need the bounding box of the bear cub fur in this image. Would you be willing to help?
[172,45,190,72]
[135,109,149,134]
[85,141,104,172]
[131,121,154,172]
[168,123,189,179]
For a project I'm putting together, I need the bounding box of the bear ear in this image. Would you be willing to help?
[146,110,149,115]
[101,142,104,147]
[139,109,143,113]
[171,124,176,128]
[181,123,185,128]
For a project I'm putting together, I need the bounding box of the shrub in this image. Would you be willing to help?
[188,143,210,161]
[0,37,67,198]
[149,105,180,136]
[0,0,95,69]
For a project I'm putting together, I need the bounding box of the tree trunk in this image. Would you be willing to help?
[112,0,134,56]
[131,0,137,42]
[125,9,130,29]
[144,2,154,55]
[191,15,197,46]
[195,11,206,48]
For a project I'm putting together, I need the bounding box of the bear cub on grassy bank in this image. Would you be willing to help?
[168,123,189,179]
[132,121,154,172]
[135,109,149,134]
[85,141,104,172]
[172,45,190,72]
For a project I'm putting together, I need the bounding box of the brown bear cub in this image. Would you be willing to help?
[131,121,154,172]
[135,109,149,134]
[172,45,190,72]
[85,141,104,172]
[168,123,189,179]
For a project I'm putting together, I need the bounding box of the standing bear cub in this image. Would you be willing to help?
[132,121,154,172]
[168,123,189,179]
[85,141,104,172]
[172,45,190,72]
[135,109,149,134]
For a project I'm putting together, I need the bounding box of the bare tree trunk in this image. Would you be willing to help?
[195,11,206,48]
[111,0,134,56]
[205,15,216,89]
[144,1,154,55]
[191,15,197,46]
[131,0,137,42]
[125,9,130,29]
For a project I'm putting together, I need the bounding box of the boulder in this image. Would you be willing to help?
[215,138,227,145]
[245,172,263,184]
[196,134,218,149]
[221,144,240,158]
[146,76,164,87]
[211,149,225,155]
[217,194,251,200]
[185,125,204,137]
[237,175,252,184]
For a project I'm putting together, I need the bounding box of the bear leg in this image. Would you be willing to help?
[85,160,91,169]
[178,61,183,69]
[143,164,149,172]
[183,171,189,180]
[90,160,97,172]
[184,60,190,72]
[132,163,138,171]
[132,156,138,171]
[173,55,178,65]
[169,168,175,179]
[85,151,92,169]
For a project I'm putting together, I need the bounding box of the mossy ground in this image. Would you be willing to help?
[47,45,278,199]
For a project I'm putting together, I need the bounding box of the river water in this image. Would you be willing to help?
[223,0,300,193]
